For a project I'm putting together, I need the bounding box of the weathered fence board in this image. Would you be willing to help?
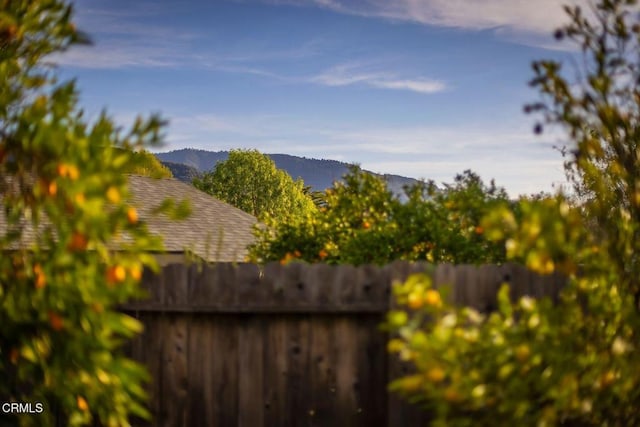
[122,262,565,427]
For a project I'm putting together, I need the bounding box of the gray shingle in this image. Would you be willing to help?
[127,175,257,262]
[0,175,258,262]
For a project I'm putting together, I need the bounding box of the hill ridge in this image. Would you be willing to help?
[154,148,418,195]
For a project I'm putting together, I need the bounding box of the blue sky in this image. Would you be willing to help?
[56,0,586,196]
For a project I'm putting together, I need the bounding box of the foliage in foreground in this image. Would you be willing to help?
[193,148,316,221]
[249,167,511,265]
[0,1,178,425]
[386,1,640,425]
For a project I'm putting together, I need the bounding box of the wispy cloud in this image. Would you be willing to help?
[51,4,198,69]
[369,78,446,94]
[52,41,185,69]
[55,3,323,70]
[60,3,450,96]
[290,0,586,33]
[311,62,447,94]
[53,37,312,72]
[266,0,588,46]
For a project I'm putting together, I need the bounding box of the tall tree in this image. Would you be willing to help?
[193,149,316,221]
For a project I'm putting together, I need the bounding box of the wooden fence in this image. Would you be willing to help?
[121,262,566,427]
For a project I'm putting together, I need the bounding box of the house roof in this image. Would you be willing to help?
[0,174,258,262]
[127,175,257,262]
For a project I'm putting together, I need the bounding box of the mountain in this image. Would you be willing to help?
[154,148,419,196]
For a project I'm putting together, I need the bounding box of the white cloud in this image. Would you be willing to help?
[51,42,182,69]
[371,78,446,93]
[311,62,447,94]
[268,0,590,46]
[392,0,584,34]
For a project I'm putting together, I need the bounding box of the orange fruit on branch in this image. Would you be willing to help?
[67,232,88,252]
[33,264,46,289]
[129,265,142,281]
[77,396,88,412]
[48,311,64,331]
[106,265,126,285]
[407,292,424,310]
[427,367,446,383]
[424,289,442,308]
[106,186,121,204]
[127,207,138,224]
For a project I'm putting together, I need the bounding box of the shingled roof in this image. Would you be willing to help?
[0,175,258,262]
[127,175,257,262]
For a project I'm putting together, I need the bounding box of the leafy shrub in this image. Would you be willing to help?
[250,166,510,265]
[386,1,640,424]
[0,1,178,425]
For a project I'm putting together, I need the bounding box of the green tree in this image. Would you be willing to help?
[0,1,178,425]
[126,149,172,178]
[386,1,640,424]
[249,166,509,265]
[193,149,316,221]
[399,170,510,264]
[302,184,327,209]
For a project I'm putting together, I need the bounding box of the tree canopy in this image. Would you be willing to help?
[250,166,511,265]
[193,149,316,221]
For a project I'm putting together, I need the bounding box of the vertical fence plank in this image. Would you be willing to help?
[286,314,312,426]
[308,316,336,426]
[236,264,267,308]
[218,316,240,427]
[160,315,189,427]
[130,313,164,427]
[128,267,163,309]
[186,316,214,427]
[353,314,387,426]
[336,265,359,307]
[206,263,237,308]
[259,262,284,303]
[506,263,531,303]
[164,264,189,307]
[263,317,289,426]
[282,263,309,307]
[433,263,456,295]
[333,317,359,425]
[307,264,338,308]
[238,315,265,427]
[188,264,216,308]
[357,264,389,309]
